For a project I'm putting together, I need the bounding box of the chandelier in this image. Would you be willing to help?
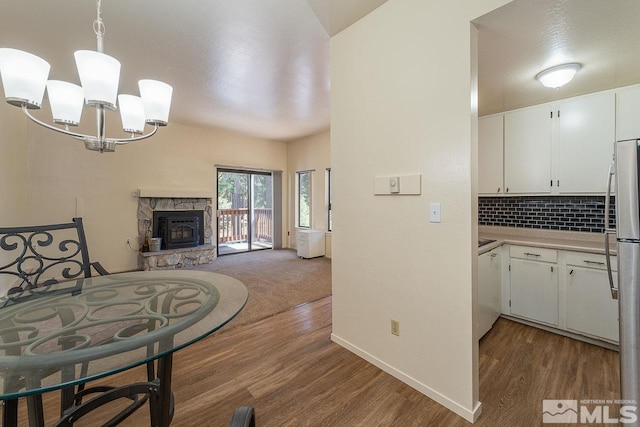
[0,0,172,153]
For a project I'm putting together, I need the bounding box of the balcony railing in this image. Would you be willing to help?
[218,208,273,243]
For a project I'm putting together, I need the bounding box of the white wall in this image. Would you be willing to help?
[0,100,28,291]
[330,0,510,422]
[286,130,331,254]
[3,114,288,273]
[0,101,27,226]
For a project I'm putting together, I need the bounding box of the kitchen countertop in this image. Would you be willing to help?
[478,226,616,256]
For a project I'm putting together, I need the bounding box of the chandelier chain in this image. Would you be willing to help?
[93,0,105,53]
[94,0,105,35]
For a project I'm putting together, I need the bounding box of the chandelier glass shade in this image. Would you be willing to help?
[0,0,172,152]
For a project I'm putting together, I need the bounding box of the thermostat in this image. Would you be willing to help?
[389,176,400,193]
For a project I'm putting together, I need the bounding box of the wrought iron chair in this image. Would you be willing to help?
[0,217,108,294]
[0,217,109,423]
[230,406,256,427]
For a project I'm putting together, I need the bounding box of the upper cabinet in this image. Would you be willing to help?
[480,88,619,195]
[504,104,552,194]
[478,115,504,195]
[555,92,615,194]
[617,86,640,141]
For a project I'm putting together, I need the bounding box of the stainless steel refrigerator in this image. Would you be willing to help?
[605,138,640,413]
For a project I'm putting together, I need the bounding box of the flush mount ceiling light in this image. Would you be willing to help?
[0,0,172,153]
[535,63,581,89]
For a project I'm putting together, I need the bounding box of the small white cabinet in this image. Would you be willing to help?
[478,248,501,338]
[296,229,325,259]
[478,115,504,195]
[565,252,619,343]
[509,246,559,326]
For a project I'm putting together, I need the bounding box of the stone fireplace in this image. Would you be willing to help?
[137,195,215,270]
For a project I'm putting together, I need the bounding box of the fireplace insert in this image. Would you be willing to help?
[153,210,205,250]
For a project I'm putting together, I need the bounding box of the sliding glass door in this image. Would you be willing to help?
[217,169,273,255]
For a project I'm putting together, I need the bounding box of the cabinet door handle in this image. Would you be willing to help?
[524,252,541,257]
[497,187,501,193]
[490,253,498,258]
[551,266,554,273]
[583,260,605,266]
[506,187,509,193]
[569,269,574,275]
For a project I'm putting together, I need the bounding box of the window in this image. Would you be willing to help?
[326,168,332,232]
[297,171,311,228]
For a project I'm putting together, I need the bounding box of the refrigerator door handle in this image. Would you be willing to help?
[605,162,614,231]
[604,162,618,299]
[604,231,618,299]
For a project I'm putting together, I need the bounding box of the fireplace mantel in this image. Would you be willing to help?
[137,189,212,199]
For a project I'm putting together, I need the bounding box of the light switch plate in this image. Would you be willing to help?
[429,203,441,223]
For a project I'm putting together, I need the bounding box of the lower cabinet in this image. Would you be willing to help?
[565,252,619,343]
[509,246,559,326]
[505,245,620,345]
[478,248,501,338]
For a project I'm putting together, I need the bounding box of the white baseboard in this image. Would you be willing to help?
[330,333,482,423]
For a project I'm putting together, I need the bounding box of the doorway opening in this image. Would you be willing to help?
[217,169,274,255]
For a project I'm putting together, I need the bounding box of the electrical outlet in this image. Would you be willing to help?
[391,319,400,336]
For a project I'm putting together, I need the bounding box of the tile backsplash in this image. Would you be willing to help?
[479,196,616,233]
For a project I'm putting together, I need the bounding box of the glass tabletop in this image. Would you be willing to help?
[0,270,248,400]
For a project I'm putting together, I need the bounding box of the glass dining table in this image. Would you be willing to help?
[0,270,248,427]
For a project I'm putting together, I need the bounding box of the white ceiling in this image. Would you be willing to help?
[0,0,386,142]
[475,0,640,116]
[2,1,638,141]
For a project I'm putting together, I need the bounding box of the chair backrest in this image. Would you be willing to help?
[0,218,93,293]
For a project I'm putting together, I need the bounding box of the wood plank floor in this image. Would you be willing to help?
[24,296,620,426]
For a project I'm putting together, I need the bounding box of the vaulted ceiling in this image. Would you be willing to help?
[0,0,386,141]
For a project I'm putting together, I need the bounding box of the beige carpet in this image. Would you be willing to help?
[192,249,331,328]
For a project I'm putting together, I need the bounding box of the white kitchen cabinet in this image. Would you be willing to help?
[504,104,552,194]
[509,246,559,326]
[501,244,620,346]
[616,85,640,141]
[565,252,619,343]
[556,92,615,193]
[296,229,325,258]
[478,115,504,195]
[478,247,501,338]
[486,89,616,195]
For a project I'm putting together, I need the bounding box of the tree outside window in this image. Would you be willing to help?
[297,171,311,228]
[327,168,332,232]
